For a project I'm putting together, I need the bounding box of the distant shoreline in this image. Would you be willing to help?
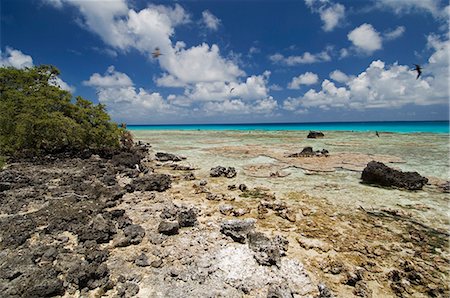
[126,120,450,134]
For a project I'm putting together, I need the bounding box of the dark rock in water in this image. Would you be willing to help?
[307,131,325,138]
[220,218,256,243]
[210,166,237,178]
[155,152,184,162]
[239,184,248,191]
[317,283,332,297]
[158,220,179,235]
[132,174,172,192]
[267,284,294,298]
[177,207,198,227]
[361,161,428,190]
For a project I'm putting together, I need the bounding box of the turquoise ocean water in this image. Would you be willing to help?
[128,121,449,133]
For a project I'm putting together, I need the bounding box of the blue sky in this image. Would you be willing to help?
[1,0,449,124]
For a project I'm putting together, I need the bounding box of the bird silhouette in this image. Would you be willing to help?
[229,87,235,93]
[412,64,422,79]
[152,47,163,58]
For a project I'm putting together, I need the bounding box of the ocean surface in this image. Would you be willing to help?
[128,120,449,133]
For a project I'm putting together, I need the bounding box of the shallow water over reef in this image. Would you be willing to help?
[132,130,449,231]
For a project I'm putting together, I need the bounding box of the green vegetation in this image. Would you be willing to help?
[0,65,124,157]
[0,156,5,169]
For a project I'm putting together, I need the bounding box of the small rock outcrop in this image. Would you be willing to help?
[361,161,428,190]
[158,220,180,235]
[155,152,184,162]
[131,174,172,192]
[220,218,256,243]
[307,131,324,138]
[288,147,329,158]
[210,166,237,178]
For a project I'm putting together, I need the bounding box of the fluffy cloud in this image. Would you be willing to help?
[83,66,133,88]
[47,1,243,88]
[202,97,278,115]
[283,34,449,112]
[269,47,332,65]
[202,10,220,31]
[0,47,33,69]
[84,66,177,122]
[288,72,319,89]
[329,70,351,83]
[305,0,346,32]
[347,23,382,54]
[195,71,269,101]
[1,47,74,92]
[384,26,406,40]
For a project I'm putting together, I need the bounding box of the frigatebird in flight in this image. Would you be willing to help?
[152,47,163,58]
[229,87,235,93]
[413,64,422,79]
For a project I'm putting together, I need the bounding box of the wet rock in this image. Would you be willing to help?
[158,220,179,235]
[361,161,428,190]
[155,152,184,162]
[239,184,248,191]
[267,284,294,298]
[177,207,198,227]
[131,174,172,192]
[307,131,325,138]
[317,283,332,297]
[210,166,237,178]
[220,218,256,243]
[134,253,149,267]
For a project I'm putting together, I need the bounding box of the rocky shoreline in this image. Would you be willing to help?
[0,144,448,297]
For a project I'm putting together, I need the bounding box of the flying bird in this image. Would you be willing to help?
[412,64,422,79]
[229,87,235,93]
[152,47,163,58]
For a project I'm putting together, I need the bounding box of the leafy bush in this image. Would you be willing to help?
[0,65,124,157]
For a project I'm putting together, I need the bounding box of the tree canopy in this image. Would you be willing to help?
[0,65,124,157]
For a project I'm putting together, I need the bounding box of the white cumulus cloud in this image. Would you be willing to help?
[329,70,351,83]
[347,23,382,54]
[283,34,449,112]
[288,72,319,89]
[83,66,133,88]
[0,47,33,69]
[1,47,75,92]
[305,0,346,32]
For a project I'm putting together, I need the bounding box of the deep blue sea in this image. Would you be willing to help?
[127,121,449,133]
